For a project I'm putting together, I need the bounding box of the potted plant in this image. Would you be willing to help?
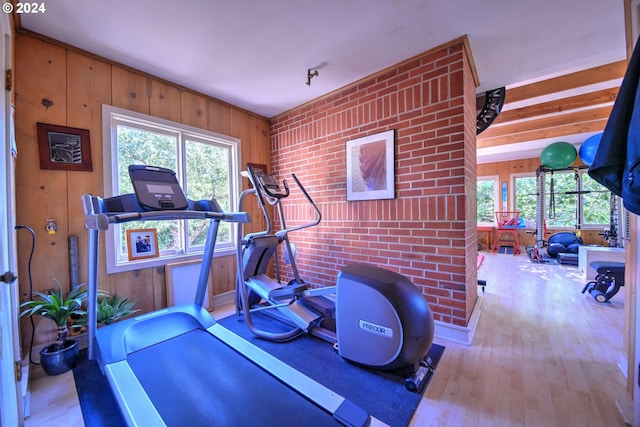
[97,294,140,325]
[72,293,139,328]
[19,279,88,376]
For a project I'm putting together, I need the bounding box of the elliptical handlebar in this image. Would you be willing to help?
[287,173,321,233]
[243,167,321,236]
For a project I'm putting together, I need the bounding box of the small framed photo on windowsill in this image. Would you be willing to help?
[126,228,159,261]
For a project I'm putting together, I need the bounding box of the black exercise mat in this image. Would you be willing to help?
[217,313,445,427]
[72,349,126,427]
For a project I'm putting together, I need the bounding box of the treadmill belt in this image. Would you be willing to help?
[127,328,342,427]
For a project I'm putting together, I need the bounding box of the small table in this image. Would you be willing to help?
[578,246,626,279]
[477,226,494,251]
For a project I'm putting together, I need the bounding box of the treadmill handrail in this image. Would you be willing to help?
[82,194,249,231]
[83,192,248,361]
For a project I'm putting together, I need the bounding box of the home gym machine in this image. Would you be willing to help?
[83,165,371,427]
[235,166,435,392]
[530,165,624,264]
[533,165,591,258]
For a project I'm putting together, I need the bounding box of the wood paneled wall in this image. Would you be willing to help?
[14,33,270,348]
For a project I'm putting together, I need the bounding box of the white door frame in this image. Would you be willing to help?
[0,9,21,427]
[630,0,640,424]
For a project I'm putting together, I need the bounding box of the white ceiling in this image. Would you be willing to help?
[20,0,627,162]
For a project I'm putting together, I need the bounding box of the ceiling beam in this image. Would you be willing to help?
[491,87,618,124]
[477,119,608,148]
[505,60,627,103]
[479,105,612,140]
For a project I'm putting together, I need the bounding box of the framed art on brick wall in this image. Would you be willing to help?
[346,129,395,201]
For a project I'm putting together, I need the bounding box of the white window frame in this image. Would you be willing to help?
[579,169,611,230]
[511,172,536,224]
[102,105,241,274]
[511,170,610,231]
[477,175,499,226]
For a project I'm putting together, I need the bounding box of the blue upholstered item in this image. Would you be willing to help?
[546,232,583,258]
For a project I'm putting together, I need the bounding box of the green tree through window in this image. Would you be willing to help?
[513,171,610,230]
[514,176,537,223]
[477,179,496,223]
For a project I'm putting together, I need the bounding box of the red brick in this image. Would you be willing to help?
[269,40,476,326]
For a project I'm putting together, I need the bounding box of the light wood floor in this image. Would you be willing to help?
[23,251,632,426]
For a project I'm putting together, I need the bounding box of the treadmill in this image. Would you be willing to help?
[82,165,371,427]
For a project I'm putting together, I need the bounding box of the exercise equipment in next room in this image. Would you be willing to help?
[533,164,587,252]
[530,164,624,263]
[492,211,522,254]
[540,141,577,170]
[236,166,435,392]
[545,232,583,266]
[83,165,371,427]
[581,261,625,303]
[579,133,602,167]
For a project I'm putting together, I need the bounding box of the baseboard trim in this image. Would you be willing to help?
[213,290,235,309]
[22,357,30,418]
[434,294,484,346]
[618,351,629,379]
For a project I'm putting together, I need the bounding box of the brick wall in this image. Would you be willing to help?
[269,38,478,327]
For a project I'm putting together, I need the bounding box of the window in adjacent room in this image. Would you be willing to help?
[513,170,610,230]
[513,174,537,226]
[477,176,498,224]
[102,105,240,273]
[581,172,611,226]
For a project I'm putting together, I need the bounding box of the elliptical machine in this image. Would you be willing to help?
[235,166,435,392]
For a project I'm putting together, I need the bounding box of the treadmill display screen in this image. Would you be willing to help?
[146,184,174,195]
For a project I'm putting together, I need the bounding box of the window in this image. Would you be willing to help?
[582,173,611,226]
[545,171,576,227]
[102,105,241,273]
[513,170,610,230]
[477,176,498,224]
[513,174,537,225]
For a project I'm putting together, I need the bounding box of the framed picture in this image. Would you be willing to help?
[37,122,92,171]
[125,228,160,261]
[346,129,395,201]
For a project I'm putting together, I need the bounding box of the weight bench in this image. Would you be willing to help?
[581,261,625,303]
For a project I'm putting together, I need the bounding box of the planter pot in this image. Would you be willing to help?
[39,340,79,376]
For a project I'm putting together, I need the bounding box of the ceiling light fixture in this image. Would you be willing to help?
[306,68,319,86]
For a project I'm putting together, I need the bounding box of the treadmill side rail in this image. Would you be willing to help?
[105,361,165,427]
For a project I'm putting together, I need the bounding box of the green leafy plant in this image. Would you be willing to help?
[96,294,139,325]
[19,279,89,350]
[70,294,139,329]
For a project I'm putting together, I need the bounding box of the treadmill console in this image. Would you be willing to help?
[128,165,189,210]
